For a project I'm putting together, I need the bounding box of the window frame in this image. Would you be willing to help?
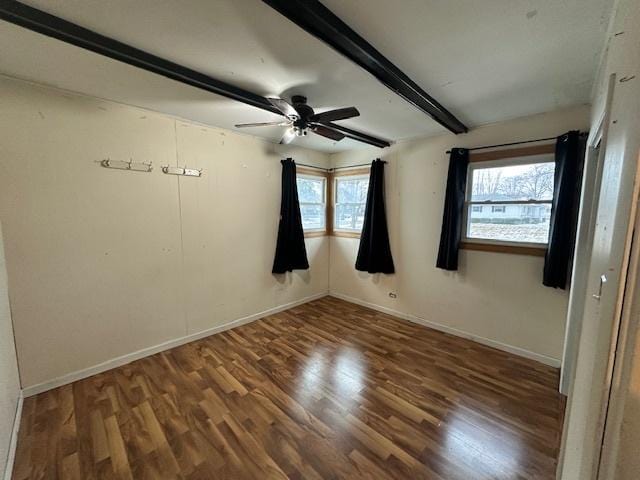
[296,167,329,238]
[460,144,556,256]
[331,167,371,238]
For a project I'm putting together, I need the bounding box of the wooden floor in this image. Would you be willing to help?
[12,296,565,480]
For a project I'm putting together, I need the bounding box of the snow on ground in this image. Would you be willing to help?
[469,223,549,244]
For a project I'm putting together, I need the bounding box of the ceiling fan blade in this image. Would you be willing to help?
[309,107,360,123]
[279,128,296,145]
[234,121,290,128]
[311,125,346,141]
[267,98,299,118]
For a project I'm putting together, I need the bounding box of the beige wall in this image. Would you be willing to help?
[0,77,330,390]
[329,106,591,364]
[0,221,20,478]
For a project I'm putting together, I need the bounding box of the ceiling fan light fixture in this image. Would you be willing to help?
[293,126,308,137]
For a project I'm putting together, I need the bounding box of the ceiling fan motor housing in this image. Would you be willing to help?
[291,95,314,131]
[291,95,308,106]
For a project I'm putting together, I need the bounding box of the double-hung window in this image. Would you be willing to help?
[297,173,327,234]
[334,174,369,234]
[464,153,555,247]
[296,167,371,238]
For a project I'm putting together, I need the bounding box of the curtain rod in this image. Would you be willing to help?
[332,161,386,171]
[445,132,589,154]
[295,162,329,171]
[445,136,558,154]
[294,160,386,172]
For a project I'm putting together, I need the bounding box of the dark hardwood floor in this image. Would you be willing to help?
[12,296,565,479]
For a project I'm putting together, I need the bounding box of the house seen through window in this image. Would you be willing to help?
[465,158,555,245]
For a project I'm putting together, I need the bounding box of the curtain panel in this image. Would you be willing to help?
[272,158,309,274]
[436,148,470,271]
[355,159,395,274]
[543,131,586,288]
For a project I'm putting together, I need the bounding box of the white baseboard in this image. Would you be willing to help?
[21,289,559,397]
[22,292,328,397]
[3,391,23,480]
[329,292,561,368]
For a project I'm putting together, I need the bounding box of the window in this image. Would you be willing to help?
[334,174,369,233]
[297,174,326,232]
[464,157,554,245]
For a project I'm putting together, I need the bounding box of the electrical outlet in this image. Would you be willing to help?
[388,292,397,298]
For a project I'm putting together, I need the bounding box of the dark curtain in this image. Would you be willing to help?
[355,159,395,274]
[272,158,309,274]
[436,148,470,271]
[543,131,586,288]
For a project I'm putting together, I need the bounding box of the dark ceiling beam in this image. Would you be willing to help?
[0,0,281,115]
[0,0,391,148]
[323,122,389,148]
[263,0,469,135]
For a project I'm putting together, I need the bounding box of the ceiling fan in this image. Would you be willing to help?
[235,95,359,144]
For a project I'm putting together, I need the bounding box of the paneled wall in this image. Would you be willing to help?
[0,77,330,390]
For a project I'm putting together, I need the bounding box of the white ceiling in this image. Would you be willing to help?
[0,0,612,152]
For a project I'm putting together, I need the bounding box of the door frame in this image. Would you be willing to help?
[556,74,615,479]
[559,119,606,395]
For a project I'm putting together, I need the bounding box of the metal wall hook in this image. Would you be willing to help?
[100,158,153,172]
[161,165,203,177]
